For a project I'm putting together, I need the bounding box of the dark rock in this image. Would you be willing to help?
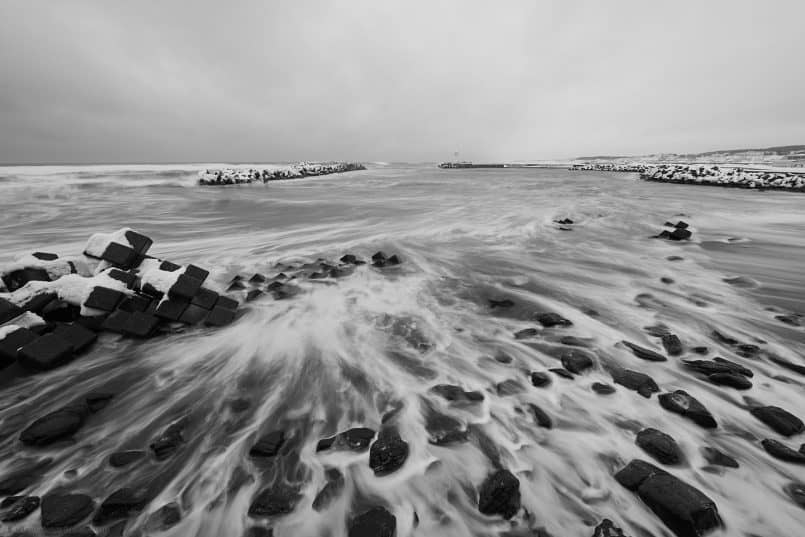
[534,312,572,327]
[735,344,760,358]
[52,323,97,352]
[159,260,181,272]
[317,427,376,452]
[312,468,345,512]
[249,430,286,458]
[707,372,752,390]
[549,367,574,379]
[85,392,113,413]
[478,469,520,519]
[123,311,161,337]
[249,274,266,284]
[529,403,552,429]
[106,269,137,289]
[340,254,358,264]
[559,335,590,347]
[621,341,667,362]
[371,251,387,263]
[659,390,717,429]
[530,371,551,388]
[1,495,40,522]
[674,221,689,229]
[101,309,131,333]
[636,428,683,465]
[661,334,683,356]
[217,296,239,310]
[184,264,209,282]
[246,289,264,302]
[2,267,51,292]
[691,346,709,355]
[614,459,722,537]
[205,305,236,327]
[369,427,409,476]
[109,451,145,468]
[514,328,539,339]
[784,482,805,509]
[191,288,219,310]
[683,357,753,378]
[489,298,515,309]
[150,421,185,460]
[0,327,38,368]
[494,351,513,363]
[668,228,692,241]
[768,355,805,376]
[93,487,149,524]
[348,506,396,537]
[228,280,246,291]
[761,439,805,464]
[701,447,738,468]
[146,502,181,531]
[22,291,57,313]
[20,404,89,446]
[41,493,94,528]
[496,379,525,396]
[561,348,594,374]
[711,330,738,345]
[661,277,674,284]
[18,333,74,370]
[248,484,301,517]
[592,382,616,395]
[100,242,138,268]
[124,230,152,255]
[244,527,273,537]
[425,413,468,445]
[386,254,401,265]
[592,519,628,537]
[430,384,484,403]
[168,274,202,301]
[84,286,124,312]
[32,251,59,260]
[154,298,189,321]
[0,297,24,324]
[750,406,804,436]
[775,314,802,326]
[555,218,574,225]
[611,368,659,398]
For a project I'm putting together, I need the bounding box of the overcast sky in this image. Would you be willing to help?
[2,1,804,164]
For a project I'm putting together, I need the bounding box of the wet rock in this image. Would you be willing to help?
[84,286,124,312]
[614,459,722,537]
[497,379,525,396]
[340,254,358,264]
[312,468,345,512]
[191,288,219,310]
[529,403,552,429]
[122,311,161,336]
[711,330,739,345]
[18,333,75,370]
[348,506,396,537]
[316,427,375,452]
[146,502,181,531]
[691,346,709,355]
[767,355,805,376]
[20,403,90,446]
[1,495,40,522]
[682,357,753,378]
[592,519,628,537]
[561,348,594,374]
[150,421,185,460]
[592,382,616,395]
[661,277,674,285]
[478,469,520,519]
[636,428,683,465]
[658,390,717,429]
[246,289,263,302]
[52,323,97,352]
[775,314,802,326]
[761,439,805,464]
[534,312,572,327]
[707,372,752,390]
[244,527,273,537]
[661,334,683,356]
[425,413,468,445]
[249,274,266,284]
[2,267,51,292]
[610,368,659,398]
[668,227,692,241]
[735,344,760,358]
[621,341,667,362]
[248,483,301,518]
[549,367,574,379]
[0,327,37,368]
[249,430,286,458]
[559,335,590,347]
[41,492,95,528]
[109,451,145,468]
[489,298,515,308]
[0,297,24,323]
[530,371,552,387]
[205,304,236,326]
[228,280,246,291]
[784,482,805,509]
[369,427,409,476]
[430,384,484,403]
[514,328,539,339]
[701,447,738,468]
[494,351,513,363]
[93,487,150,525]
[750,405,804,436]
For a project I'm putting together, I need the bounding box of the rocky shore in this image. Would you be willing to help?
[197,162,366,185]
[641,164,805,191]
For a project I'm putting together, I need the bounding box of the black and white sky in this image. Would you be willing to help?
[2,0,804,164]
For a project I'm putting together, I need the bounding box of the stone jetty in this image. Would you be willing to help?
[569,163,652,173]
[641,164,805,191]
[198,162,365,185]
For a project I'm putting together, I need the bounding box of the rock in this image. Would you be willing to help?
[768,355,805,376]
[497,379,525,396]
[425,413,468,445]
[0,297,24,323]
[246,289,263,302]
[249,430,286,458]
[682,357,753,377]
[661,277,674,284]
[0,464,46,495]
[150,421,185,460]
[674,221,689,229]
[154,298,189,321]
[621,341,667,362]
[244,527,273,537]
[168,274,203,301]
[561,348,594,374]
[109,451,145,468]
[93,487,150,525]
[18,333,75,370]
[592,519,628,537]
[750,406,804,436]
[478,469,520,519]
[735,344,760,358]
[0,327,37,368]
[529,403,552,429]
[312,469,345,511]
[123,311,161,337]
[711,330,738,345]
[249,274,266,284]
[348,506,396,537]
[248,483,301,518]
[227,280,246,291]
[701,447,738,468]
[316,427,376,452]
[530,371,552,388]
[658,390,717,429]
[784,482,805,509]
[369,427,409,476]
[592,382,616,395]
[614,459,722,537]
[691,346,709,355]
[84,286,124,312]
[340,254,358,264]
[101,309,131,333]
[489,298,515,308]
[775,314,802,326]
[430,384,484,403]
[668,228,692,241]
[2,267,51,292]
[52,323,97,352]
[204,305,236,327]
[549,367,574,379]
[661,334,683,356]
[514,328,539,339]
[706,372,752,390]
[41,492,95,528]
[146,502,181,531]
[1,495,40,522]
[534,312,572,327]
[191,288,219,310]
[761,439,805,464]
[20,404,90,446]
[610,368,659,398]
[636,428,683,465]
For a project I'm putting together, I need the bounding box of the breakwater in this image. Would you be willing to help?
[641,165,805,191]
[198,162,366,185]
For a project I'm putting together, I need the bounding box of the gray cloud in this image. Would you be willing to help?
[1,0,804,163]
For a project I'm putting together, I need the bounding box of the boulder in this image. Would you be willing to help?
[0,297,24,323]
[534,312,572,327]
[701,447,738,468]
[610,368,659,398]
[52,323,97,352]
[750,406,804,436]
[154,297,189,321]
[41,492,95,528]
[248,483,301,518]
[636,428,683,465]
[530,371,552,388]
[592,382,616,395]
[706,372,752,390]
[430,384,484,403]
[425,412,468,445]
[661,334,683,356]
[122,311,161,337]
[658,390,717,429]
[1,495,40,522]
[682,358,752,377]
[249,430,286,458]
[2,267,51,292]
[761,439,805,464]
[20,403,90,446]
[317,427,375,452]
[191,288,219,310]
[369,427,409,476]
[529,403,553,429]
[561,348,594,374]
[478,469,520,519]
[93,487,150,524]
[204,305,236,327]
[621,341,667,362]
[84,286,124,312]
[0,327,38,368]
[614,460,722,537]
[18,333,75,370]
[348,506,396,537]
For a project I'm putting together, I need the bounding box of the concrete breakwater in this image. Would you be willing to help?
[642,164,805,191]
[198,162,366,185]
[569,163,651,173]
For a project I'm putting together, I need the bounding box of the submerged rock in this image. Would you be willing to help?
[707,372,752,390]
[316,427,375,452]
[249,430,286,458]
[425,413,468,445]
[530,371,552,388]
[592,382,616,395]
[534,312,572,327]
[549,367,575,380]
[529,403,553,429]
[146,503,181,532]
[108,451,145,468]
[682,357,753,378]
[94,487,150,525]
[621,341,667,362]
[592,519,628,537]
[20,403,90,446]
[478,469,520,519]
[430,384,484,403]
[248,484,301,518]
[348,506,396,537]
[41,492,95,528]
[610,368,659,398]
[561,348,595,374]
[1,495,40,522]
[497,379,525,396]
[784,482,805,509]
[658,390,717,429]
[750,405,804,436]
[149,420,185,460]
[369,427,409,476]
[636,428,683,465]
[514,328,539,339]
[661,334,683,356]
[701,447,739,468]
[761,439,805,464]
